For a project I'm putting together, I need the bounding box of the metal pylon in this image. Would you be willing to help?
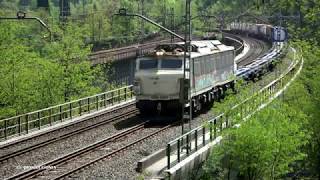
[170,8,175,43]
[182,0,192,135]
[137,0,145,39]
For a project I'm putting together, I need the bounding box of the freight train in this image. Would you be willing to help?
[230,22,287,80]
[133,23,285,115]
[229,22,286,42]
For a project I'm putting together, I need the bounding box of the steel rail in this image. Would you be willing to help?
[0,106,138,163]
[246,38,264,63]
[222,32,245,54]
[54,123,174,180]
[7,121,150,180]
[237,37,268,66]
[0,102,135,150]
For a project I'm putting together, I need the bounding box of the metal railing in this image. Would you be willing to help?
[166,113,226,169]
[166,48,302,169]
[0,85,134,141]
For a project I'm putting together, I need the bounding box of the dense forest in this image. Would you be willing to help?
[0,0,320,179]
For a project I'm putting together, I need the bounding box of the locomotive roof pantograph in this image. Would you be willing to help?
[150,40,234,58]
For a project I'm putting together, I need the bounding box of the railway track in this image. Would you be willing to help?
[0,34,271,179]
[0,108,138,164]
[237,36,270,66]
[7,121,174,180]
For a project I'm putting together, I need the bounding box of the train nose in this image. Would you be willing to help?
[141,75,181,95]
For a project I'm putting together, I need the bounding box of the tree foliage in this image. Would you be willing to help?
[282,41,320,178]
[0,20,102,119]
[0,22,59,117]
[197,0,320,178]
[43,24,100,102]
[198,102,309,179]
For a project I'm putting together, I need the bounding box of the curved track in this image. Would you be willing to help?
[236,36,270,67]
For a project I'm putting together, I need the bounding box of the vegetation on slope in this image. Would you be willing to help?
[197,0,320,179]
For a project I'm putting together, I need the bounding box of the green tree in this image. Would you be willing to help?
[0,20,104,119]
[199,102,308,179]
[283,41,320,178]
[0,22,62,117]
[43,24,101,102]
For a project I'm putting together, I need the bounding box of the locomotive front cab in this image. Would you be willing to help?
[134,55,184,113]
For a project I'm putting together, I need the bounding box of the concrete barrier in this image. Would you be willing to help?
[165,136,222,180]
[137,148,166,173]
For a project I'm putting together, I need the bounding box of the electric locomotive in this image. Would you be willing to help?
[133,40,235,115]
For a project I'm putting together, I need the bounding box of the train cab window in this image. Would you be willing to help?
[161,59,182,69]
[139,59,158,70]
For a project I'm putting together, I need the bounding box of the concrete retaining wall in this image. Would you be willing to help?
[165,136,222,180]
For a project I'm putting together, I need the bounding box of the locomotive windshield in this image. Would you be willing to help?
[138,58,182,70]
[161,59,182,69]
[139,59,158,70]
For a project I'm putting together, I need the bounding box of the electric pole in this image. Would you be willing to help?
[170,7,175,43]
[182,0,192,135]
[141,0,145,36]
[137,0,145,38]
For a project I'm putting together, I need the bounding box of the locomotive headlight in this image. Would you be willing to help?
[133,78,141,95]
